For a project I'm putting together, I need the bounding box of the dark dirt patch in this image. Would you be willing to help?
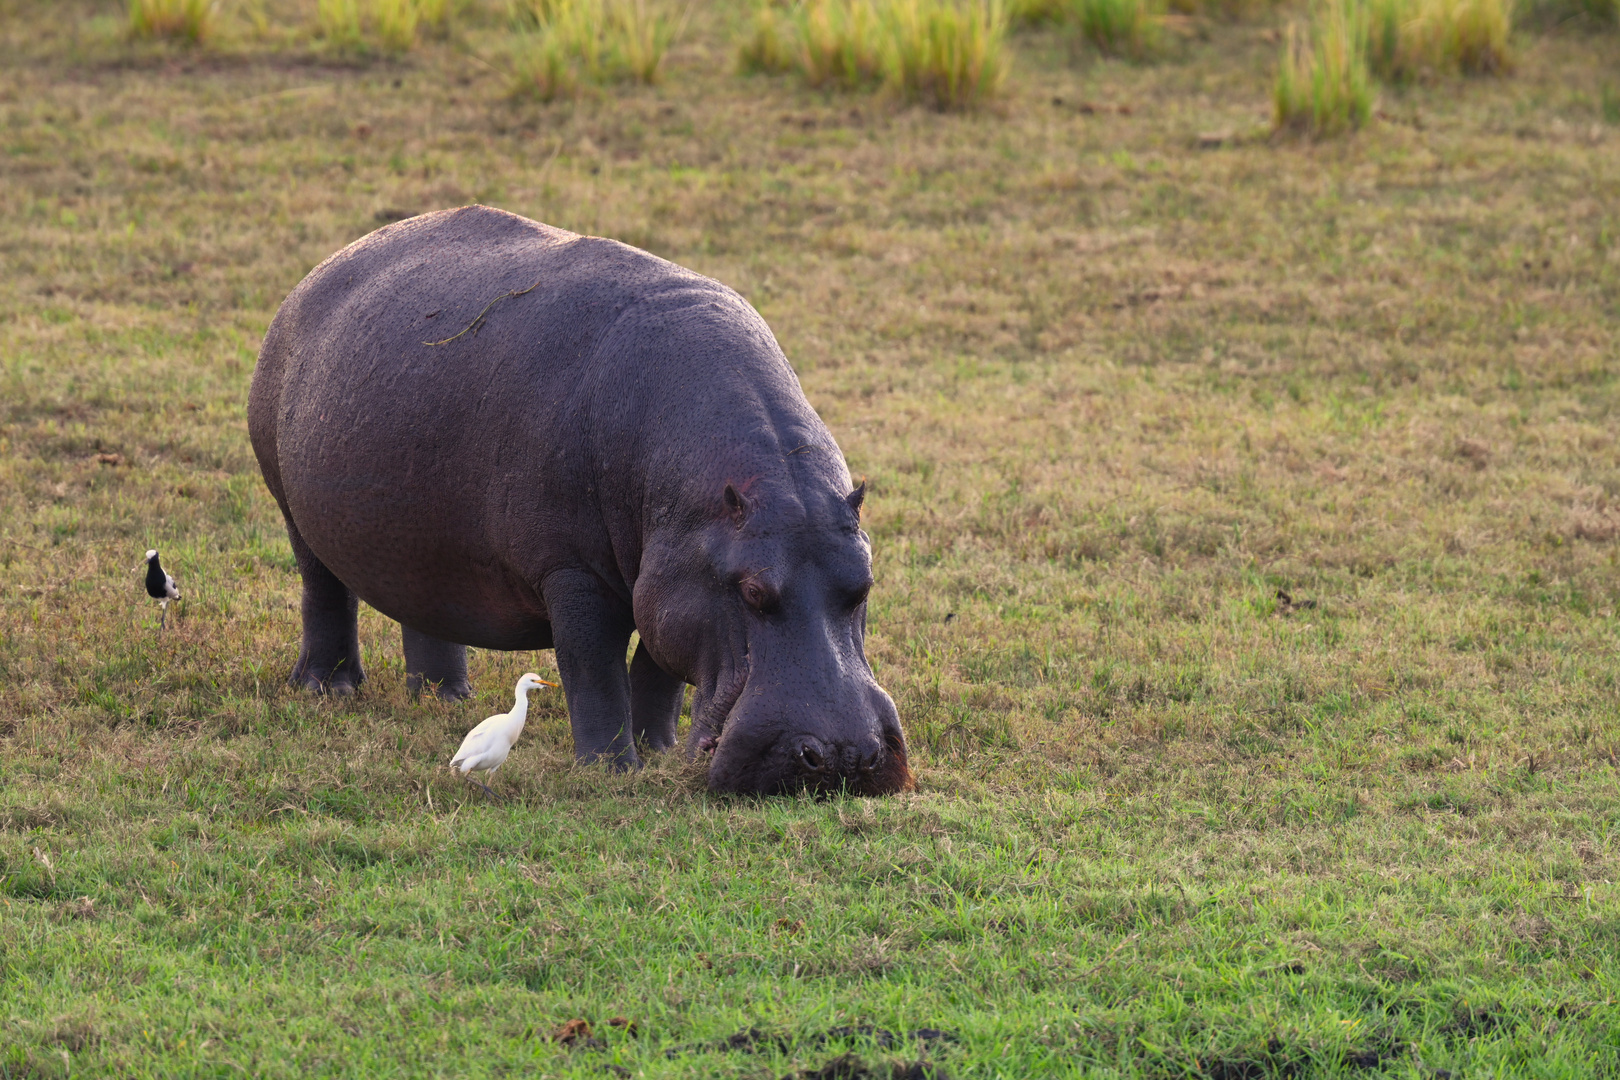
[672,1026,789,1056]
[1442,1005,1505,1039]
[670,1025,959,1059]
[781,1054,950,1080]
[552,1018,607,1050]
[1199,1035,1400,1078]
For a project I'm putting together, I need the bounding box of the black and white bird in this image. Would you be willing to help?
[135,549,180,630]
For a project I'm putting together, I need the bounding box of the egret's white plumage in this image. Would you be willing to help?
[449,672,557,799]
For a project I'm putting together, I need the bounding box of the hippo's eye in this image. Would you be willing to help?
[740,580,775,611]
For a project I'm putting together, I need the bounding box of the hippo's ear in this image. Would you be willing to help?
[723,483,750,527]
[846,480,866,519]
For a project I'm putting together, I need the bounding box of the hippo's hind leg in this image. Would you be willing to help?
[542,568,639,770]
[402,626,472,700]
[629,640,683,751]
[284,515,365,696]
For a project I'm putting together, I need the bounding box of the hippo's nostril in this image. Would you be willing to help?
[798,740,827,771]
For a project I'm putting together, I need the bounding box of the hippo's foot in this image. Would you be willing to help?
[406,674,473,701]
[288,661,365,697]
[577,747,641,773]
[402,626,471,701]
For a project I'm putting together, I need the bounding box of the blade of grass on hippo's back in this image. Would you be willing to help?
[0,1,1618,1077]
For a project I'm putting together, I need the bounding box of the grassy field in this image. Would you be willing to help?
[4,0,1620,1075]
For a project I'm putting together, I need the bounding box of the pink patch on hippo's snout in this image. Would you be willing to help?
[698,734,719,753]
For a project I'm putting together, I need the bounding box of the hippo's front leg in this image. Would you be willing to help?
[629,640,683,751]
[543,568,639,769]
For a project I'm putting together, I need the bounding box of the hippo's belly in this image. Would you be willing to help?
[280,453,557,652]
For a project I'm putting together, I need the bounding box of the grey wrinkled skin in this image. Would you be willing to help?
[248,205,912,796]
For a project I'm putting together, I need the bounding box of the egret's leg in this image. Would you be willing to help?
[468,775,502,802]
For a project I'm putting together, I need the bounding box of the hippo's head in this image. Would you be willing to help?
[634,472,912,796]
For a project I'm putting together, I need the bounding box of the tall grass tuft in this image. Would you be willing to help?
[1364,0,1512,78]
[1004,0,1069,20]
[509,0,678,99]
[1071,0,1162,56]
[314,0,457,52]
[884,0,1008,108]
[1164,0,1278,17]
[128,0,217,41]
[371,0,421,51]
[1437,0,1513,73]
[1005,0,1162,58]
[738,2,798,72]
[512,33,579,98]
[414,0,455,34]
[317,0,365,46]
[1516,0,1614,25]
[738,0,1006,107]
[606,0,679,82]
[793,0,887,88]
[1005,0,1066,21]
[1274,0,1374,136]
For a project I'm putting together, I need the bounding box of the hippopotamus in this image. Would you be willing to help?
[248,205,911,796]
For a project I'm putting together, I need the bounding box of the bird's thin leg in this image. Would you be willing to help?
[159,600,168,632]
[467,776,503,803]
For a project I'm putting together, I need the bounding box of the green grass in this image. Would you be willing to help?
[4,0,1620,1076]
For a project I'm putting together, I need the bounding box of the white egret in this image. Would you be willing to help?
[135,549,180,631]
[448,672,557,800]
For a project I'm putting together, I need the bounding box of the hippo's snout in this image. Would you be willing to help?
[706,684,913,796]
